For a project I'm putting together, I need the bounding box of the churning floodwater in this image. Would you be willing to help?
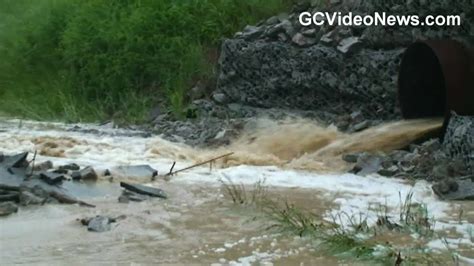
[0,117,473,265]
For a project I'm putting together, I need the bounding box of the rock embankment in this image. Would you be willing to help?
[345,113,474,200]
[214,0,472,128]
[148,0,472,146]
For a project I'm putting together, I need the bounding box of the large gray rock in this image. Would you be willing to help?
[0,202,18,216]
[40,172,66,185]
[110,165,158,180]
[351,153,383,176]
[87,216,112,232]
[58,163,80,172]
[21,180,95,207]
[377,165,399,177]
[118,190,149,203]
[120,182,167,199]
[342,153,359,163]
[21,183,51,200]
[19,190,46,206]
[71,166,98,181]
[81,215,126,232]
[0,153,98,210]
[0,191,19,202]
[32,161,53,172]
[2,152,28,168]
[0,153,28,190]
[433,178,474,201]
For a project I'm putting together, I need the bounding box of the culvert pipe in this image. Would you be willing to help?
[398,39,474,137]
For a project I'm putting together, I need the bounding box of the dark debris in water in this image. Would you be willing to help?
[0,152,98,216]
[80,215,127,233]
[120,182,168,199]
[0,152,169,217]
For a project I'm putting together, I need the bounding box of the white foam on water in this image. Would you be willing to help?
[0,118,473,259]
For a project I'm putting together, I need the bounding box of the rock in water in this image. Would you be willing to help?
[40,172,66,185]
[377,165,399,177]
[351,154,383,176]
[49,190,95,207]
[87,216,112,232]
[118,194,129,203]
[120,182,167,199]
[2,152,29,168]
[33,161,53,172]
[351,120,370,132]
[342,153,359,163]
[81,166,98,181]
[81,215,126,232]
[432,178,474,201]
[0,202,18,216]
[19,190,46,206]
[0,191,19,202]
[118,190,149,203]
[71,166,98,181]
[58,163,80,171]
[110,165,158,180]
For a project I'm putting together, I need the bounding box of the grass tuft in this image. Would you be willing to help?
[219,176,267,205]
[398,191,434,237]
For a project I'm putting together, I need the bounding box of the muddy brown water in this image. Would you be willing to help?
[0,118,473,265]
[0,183,341,265]
[2,181,472,265]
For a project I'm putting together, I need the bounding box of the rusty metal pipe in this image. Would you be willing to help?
[398,39,474,138]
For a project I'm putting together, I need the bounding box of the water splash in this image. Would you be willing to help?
[0,117,442,173]
[206,118,443,172]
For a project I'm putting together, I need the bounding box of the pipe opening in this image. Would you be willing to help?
[398,42,446,119]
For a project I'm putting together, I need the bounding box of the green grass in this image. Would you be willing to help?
[219,176,267,205]
[263,200,448,265]
[0,0,295,123]
[220,180,456,265]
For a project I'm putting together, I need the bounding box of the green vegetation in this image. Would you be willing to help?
[219,176,267,205]
[220,180,456,265]
[0,0,293,123]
